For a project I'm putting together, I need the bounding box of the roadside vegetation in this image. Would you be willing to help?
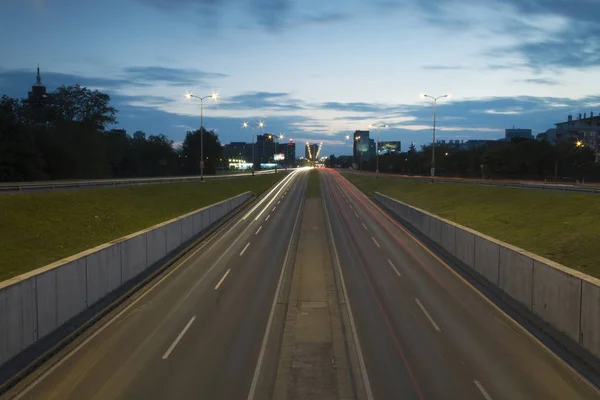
[306,169,320,198]
[344,173,600,278]
[0,174,283,281]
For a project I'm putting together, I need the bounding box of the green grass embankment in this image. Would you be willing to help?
[344,173,600,278]
[0,174,284,281]
[306,169,321,198]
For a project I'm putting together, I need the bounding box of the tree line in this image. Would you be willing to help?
[0,85,222,182]
[327,138,600,182]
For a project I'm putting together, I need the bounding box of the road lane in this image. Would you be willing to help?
[322,169,600,400]
[4,169,308,400]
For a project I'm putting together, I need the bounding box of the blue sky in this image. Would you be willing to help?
[1,0,599,156]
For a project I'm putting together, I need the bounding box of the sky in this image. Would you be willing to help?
[1,0,600,156]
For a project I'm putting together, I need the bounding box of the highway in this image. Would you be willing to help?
[2,168,308,400]
[3,167,600,399]
[321,168,599,399]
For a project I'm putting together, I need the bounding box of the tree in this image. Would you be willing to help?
[180,128,222,175]
[47,84,117,130]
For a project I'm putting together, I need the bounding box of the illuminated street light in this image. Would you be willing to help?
[369,123,389,178]
[242,121,265,173]
[185,91,219,181]
[576,140,584,148]
[421,93,450,180]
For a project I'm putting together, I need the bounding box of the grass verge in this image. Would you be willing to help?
[343,173,600,278]
[0,174,285,281]
[307,169,321,198]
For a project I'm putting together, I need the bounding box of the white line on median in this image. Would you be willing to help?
[247,186,305,400]
[214,269,231,290]
[415,298,441,332]
[265,214,270,221]
[361,222,368,230]
[162,316,196,360]
[387,259,401,276]
[474,380,493,400]
[371,237,380,248]
[240,242,250,256]
[255,226,262,235]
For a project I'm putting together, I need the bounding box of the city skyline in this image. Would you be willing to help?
[1,0,599,155]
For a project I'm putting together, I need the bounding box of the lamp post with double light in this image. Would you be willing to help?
[420,93,450,181]
[369,123,388,178]
[242,121,265,174]
[185,91,219,181]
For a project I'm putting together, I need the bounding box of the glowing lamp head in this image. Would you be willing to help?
[258,121,265,128]
[345,135,350,140]
[211,91,219,101]
[420,93,427,99]
[242,121,249,128]
[445,93,452,99]
[185,93,193,99]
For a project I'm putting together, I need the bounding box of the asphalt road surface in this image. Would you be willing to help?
[3,167,599,400]
[321,168,599,400]
[3,168,308,400]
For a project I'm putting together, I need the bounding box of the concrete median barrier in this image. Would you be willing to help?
[0,191,252,368]
[373,192,600,361]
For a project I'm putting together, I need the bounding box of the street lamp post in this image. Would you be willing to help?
[345,134,352,169]
[421,93,450,181]
[369,124,388,178]
[243,121,265,175]
[185,91,219,181]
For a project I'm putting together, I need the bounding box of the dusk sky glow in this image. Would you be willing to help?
[2,0,599,155]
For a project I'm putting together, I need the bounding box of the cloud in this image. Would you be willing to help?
[299,12,352,24]
[219,91,305,111]
[122,66,227,87]
[136,0,293,30]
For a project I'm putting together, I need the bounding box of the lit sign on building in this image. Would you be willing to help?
[274,153,285,161]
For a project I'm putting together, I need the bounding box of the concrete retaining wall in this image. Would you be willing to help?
[373,192,600,360]
[0,191,252,368]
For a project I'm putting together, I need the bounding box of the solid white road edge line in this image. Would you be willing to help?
[162,316,196,360]
[324,185,374,400]
[240,242,250,256]
[214,269,231,290]
[246,178,305,400]
[415,298,441,332]
[474,380,493,400]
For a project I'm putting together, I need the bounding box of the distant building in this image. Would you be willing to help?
[223,141,251,161]
[378,141,401,154]
[256,134,277,164]
[555,113,600,162]
[284,141,296,164]
[505,127,533,141]
[437,139,463,149]
[22,65,50,124]
[353,130,370,161]
[305,143,319,161]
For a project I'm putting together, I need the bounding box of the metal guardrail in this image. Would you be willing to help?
[0,169,282,194]
[346,171,600,194]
